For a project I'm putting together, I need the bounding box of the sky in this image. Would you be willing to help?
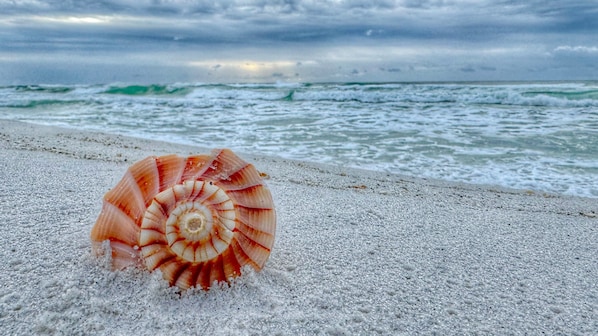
[1,0,597,84]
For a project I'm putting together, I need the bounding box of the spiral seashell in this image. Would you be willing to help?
[90,149,276,290]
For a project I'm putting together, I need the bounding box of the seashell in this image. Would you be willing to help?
[90,149,276,290]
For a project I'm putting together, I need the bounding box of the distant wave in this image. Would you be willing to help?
[4,82,598,107]
[12,85,74,94]
[1,99,86,109]
[101,84,193,96]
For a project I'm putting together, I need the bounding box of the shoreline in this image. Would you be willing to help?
[1,119,596,335]
[1,119,594,201]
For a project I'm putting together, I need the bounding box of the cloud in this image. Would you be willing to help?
[460,66,476,73]
[479,66,497,71]
[553,45,598,54]
[1,0,598,83]
[3,1,596,48]
[381,67,401,73]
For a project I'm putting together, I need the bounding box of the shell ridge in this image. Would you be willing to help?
[155,154,187,191]
[214,162,251,184]
[151,253,177,270]
[226,185,274,210]
[106,240,142,269]
[91,201,140,245]
[235,208,276,237]
[104,237,140,249]
[143,207,166,226]
[194,241,218,262]
[213,163,264,191]
[234,226,272,251]
[208,237,218,257]
[128,156,160,207]
[229,162,252,178]
[215,149,246,169]
[191,181,218,204]
[204,190,231,206]
[189,179,200,199]
[140,220,165,235]
[153,197,173,220]
[198,149,247,182]
[221,247,242,279]
[174,264,202,290]
[209,256,226,286]
[234,232,271,268]
[229,239,260,270]
[185,154,216,181]
[196,260,214,289]
[141,221,166,235]
[215,214,236,232]
[235,219,275,249]
[169,235,186,247]
[146,201,168,223]
[230,201,273,211]
[182,243,196,262]
[139,229,168,247]
[160,258,189,287]
[171,262,192,287]
[104,171,146,225]
[209,231,229,253]
[171,183,190,204]
[138,243,162,259]
[190,263,206,289]
[203,184,225,204]
[217,181,264,192]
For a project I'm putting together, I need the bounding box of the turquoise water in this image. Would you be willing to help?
[1,82,597,198]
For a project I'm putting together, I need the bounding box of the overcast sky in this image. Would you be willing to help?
[1,0,597,84]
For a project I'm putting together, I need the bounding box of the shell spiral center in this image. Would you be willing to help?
[140,180,237,265]
[168,202,214,243]
[184,213,205,232]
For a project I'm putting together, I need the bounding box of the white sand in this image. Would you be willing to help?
[1,119,597,335]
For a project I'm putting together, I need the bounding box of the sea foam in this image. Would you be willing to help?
[1,82,596,198]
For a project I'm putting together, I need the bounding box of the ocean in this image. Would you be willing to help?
[1,82,597,198]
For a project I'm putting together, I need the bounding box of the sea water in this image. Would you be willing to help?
[1,82,597,198]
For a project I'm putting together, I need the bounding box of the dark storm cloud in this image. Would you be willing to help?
[1,0,597,83]
[5,0,595,45]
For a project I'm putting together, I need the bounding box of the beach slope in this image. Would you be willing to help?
[0,120,596,335]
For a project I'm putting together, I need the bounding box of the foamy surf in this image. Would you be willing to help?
[1,81,596,198]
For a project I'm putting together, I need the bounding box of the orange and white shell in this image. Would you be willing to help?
[90,149,276,290]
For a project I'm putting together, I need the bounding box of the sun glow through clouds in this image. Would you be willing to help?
[0,1,597,83]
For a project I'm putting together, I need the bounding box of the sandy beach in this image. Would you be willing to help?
[0,119,596,335]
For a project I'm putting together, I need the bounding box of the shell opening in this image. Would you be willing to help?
[167,201,214,241]
[183,212,206,233]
